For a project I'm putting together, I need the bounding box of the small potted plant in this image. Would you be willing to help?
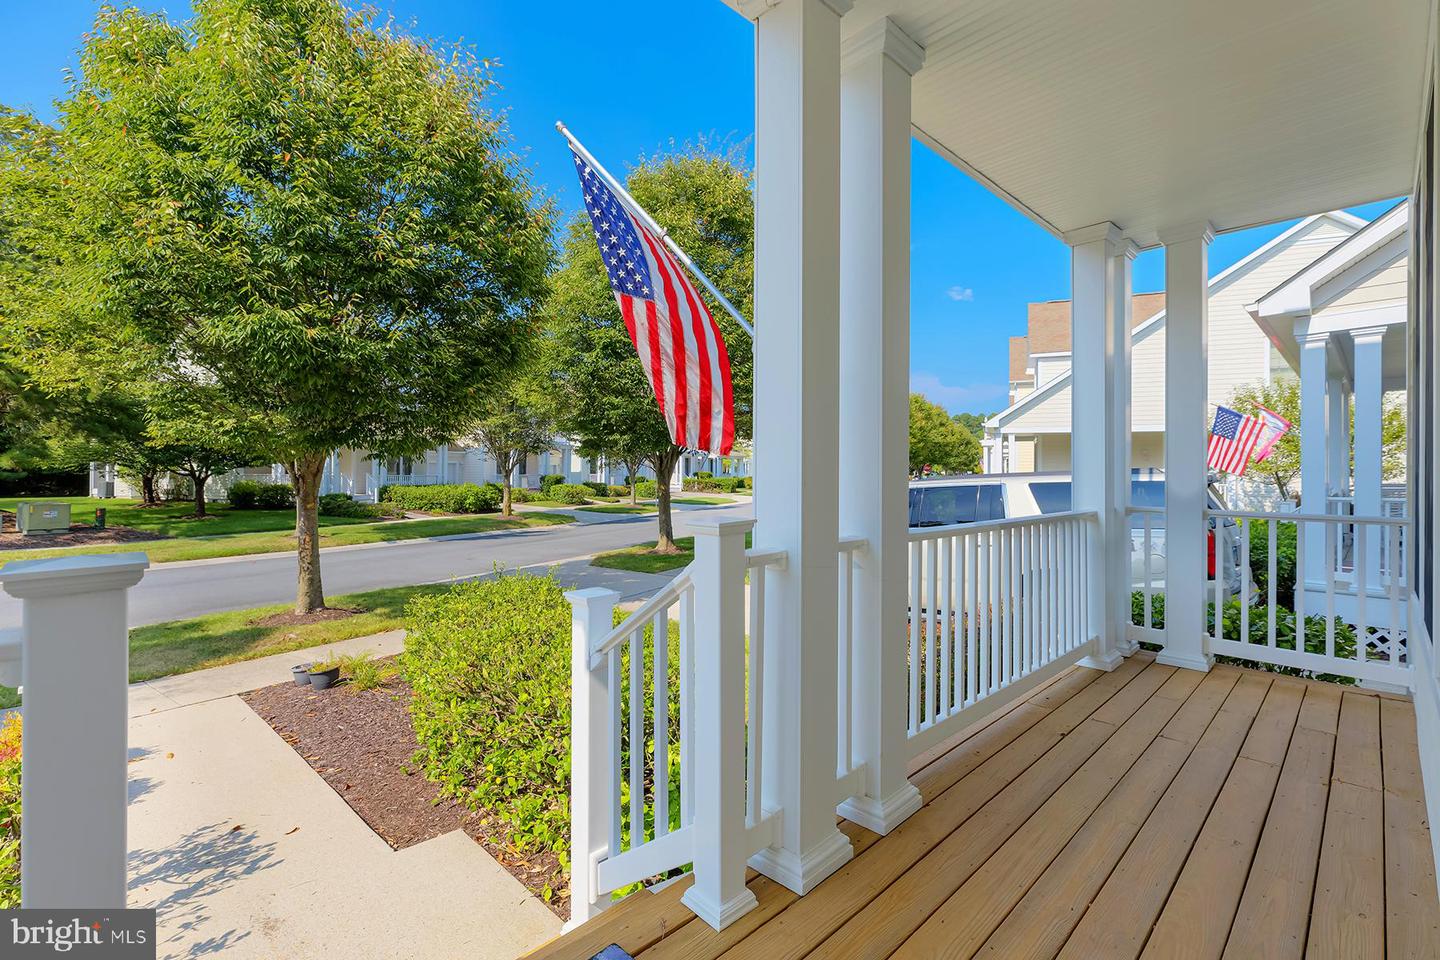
[307,658,341,690]
[291,662,313,686]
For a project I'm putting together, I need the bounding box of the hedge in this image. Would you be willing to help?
[319,493,392,519]
[634,479,658,499]
[227,480,295,510]
[683,476,743,494]
[1130,590,1357,684]
[1247,519,1298,608]
[381,483,499,514]
[549,483,592,505]
[405,574,682,895]
[539,474,567,495]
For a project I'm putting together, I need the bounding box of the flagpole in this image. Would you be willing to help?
[556,121,755,339]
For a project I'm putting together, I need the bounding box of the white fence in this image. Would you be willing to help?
[903,511,1097,759]
[567,519,782,931]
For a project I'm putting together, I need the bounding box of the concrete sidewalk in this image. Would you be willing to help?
[128,694,559,959]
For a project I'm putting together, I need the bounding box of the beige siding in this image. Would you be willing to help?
[1002,218,1353,439]
[1036,434,1071,471]
[1132,432,1165,468]
[1033,355,1072,385]
[1315,255,1408,317]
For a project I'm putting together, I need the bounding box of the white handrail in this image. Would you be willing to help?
[907,509,1098,540]
[590,565,693,660]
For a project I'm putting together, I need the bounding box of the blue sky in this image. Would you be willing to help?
[4,1,1400,415]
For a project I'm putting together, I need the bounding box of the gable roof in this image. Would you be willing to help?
[986,211,1364,432]
[1009,293,1167,385]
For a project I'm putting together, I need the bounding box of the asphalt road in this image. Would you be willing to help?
[0,501,754,630]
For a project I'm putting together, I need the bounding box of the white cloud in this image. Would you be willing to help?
[945,285,975,302]
[909,372,1007,413]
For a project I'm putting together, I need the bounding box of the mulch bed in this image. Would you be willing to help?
[250,607,361,628]
[241,674,569,920]
[0,512,168,551]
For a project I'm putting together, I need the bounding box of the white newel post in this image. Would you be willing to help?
[749,0,854,894]
[1158,221,1214,672]
[682,519,758,929]
[564,586,619,930]
[1067,222,1136,670]
[836,15,924,836]
[1352,326,1386,579]
[1299,328,1331,590]
[0,553,149,908]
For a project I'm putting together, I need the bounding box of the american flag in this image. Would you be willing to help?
[1207,405,1265,475]
[1252,405,1292,463]
[570,148,735,455]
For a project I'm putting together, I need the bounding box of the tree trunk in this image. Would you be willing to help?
[189,472,210,519]
[627,458,642,505]
[502,475,513,517]
[140,472,158,507]
[653,450,681,554]
[292,454,327,615]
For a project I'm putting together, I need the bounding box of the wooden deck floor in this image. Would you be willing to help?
[528,653,1440,960]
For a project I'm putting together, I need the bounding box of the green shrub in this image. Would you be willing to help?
[0,715,19,909]
[405,574,681,890]
[550,483,592,505]
[319,493,389,518]
[694,471,713,480]
[539,474,566,494]
[382,483,499,514]
[228,480,294,509]
[682,476,741,494]
[607,484,631,498]
[739,476,752,489]
[509,486,536,504]
[633,479,657,499]
[1247,519,1298,607]
[582,481,609,497]
[339,652,399,691]
[1130,589,1358,684]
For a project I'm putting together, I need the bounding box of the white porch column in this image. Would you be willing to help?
[0,553,148,907]
[750,0,853,894]
[836,16,924,836]
[1326,375,1351,498]
[1352,326,1386,578]
[1299,329,1331,587]
[1158,221,1214,672]
[1066,223,1137,670]
[437,443,449,485]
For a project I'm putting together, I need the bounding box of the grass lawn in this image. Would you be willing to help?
[0,512,574,567]
[672,496,731,505]
[125,582,458,682]
[0,496,373,538]
[590,532,753,574]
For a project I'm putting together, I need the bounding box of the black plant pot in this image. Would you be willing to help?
[292,664,313,686]
[308,667,341,690]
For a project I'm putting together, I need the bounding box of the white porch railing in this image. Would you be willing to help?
[567,519,782,932]
[903,511,1097,759]
[381,473,443,488]
[1206,509,1410,686]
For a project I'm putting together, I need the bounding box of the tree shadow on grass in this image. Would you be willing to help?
[129,821,281,958]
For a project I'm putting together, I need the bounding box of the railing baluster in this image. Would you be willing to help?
[966,532,978,705]
[927,538,939,722]
[940,534,953,718]
[984,529,996,695]
[610,649,623,860]
[1267,520,1277,649]
[1240,518,1250,645]
[1143,513,1154,630]
[629,630,644,845]
[1356,523,1368,664]
[1389,525,1402,664]
[653,610,670,838]
[1295,522,1307,639]
[908,540,920,734]
[680,590,694,827]
[1324,522,1336,660]
[747,567,765,828]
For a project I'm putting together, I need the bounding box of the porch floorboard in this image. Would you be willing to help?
[526,653,1440,960]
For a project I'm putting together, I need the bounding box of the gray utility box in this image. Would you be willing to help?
[16,501,71,535]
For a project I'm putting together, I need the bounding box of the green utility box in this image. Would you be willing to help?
[16,501,71,535]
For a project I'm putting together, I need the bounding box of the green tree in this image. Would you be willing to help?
[547,146,753,553]
[951,411,992,443]
[910,393,981,476]
[1228,378,1407,501]
[468,359,555,517]
[3,1,552,612]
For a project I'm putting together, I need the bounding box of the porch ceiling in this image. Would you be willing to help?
[728,0,1428,247]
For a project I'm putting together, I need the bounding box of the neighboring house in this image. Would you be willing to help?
[103,436,751,503]
[983,211,1367,506]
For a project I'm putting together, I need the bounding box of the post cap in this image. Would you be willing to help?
[0,552,149,599]
[687,517,756,537]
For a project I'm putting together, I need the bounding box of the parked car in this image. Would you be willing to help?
[908,469,1249,597]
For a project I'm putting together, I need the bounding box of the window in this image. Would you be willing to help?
[1029,481,1070,515]
[909,484,1005,527]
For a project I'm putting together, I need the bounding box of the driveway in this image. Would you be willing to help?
[0,500,752,629]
